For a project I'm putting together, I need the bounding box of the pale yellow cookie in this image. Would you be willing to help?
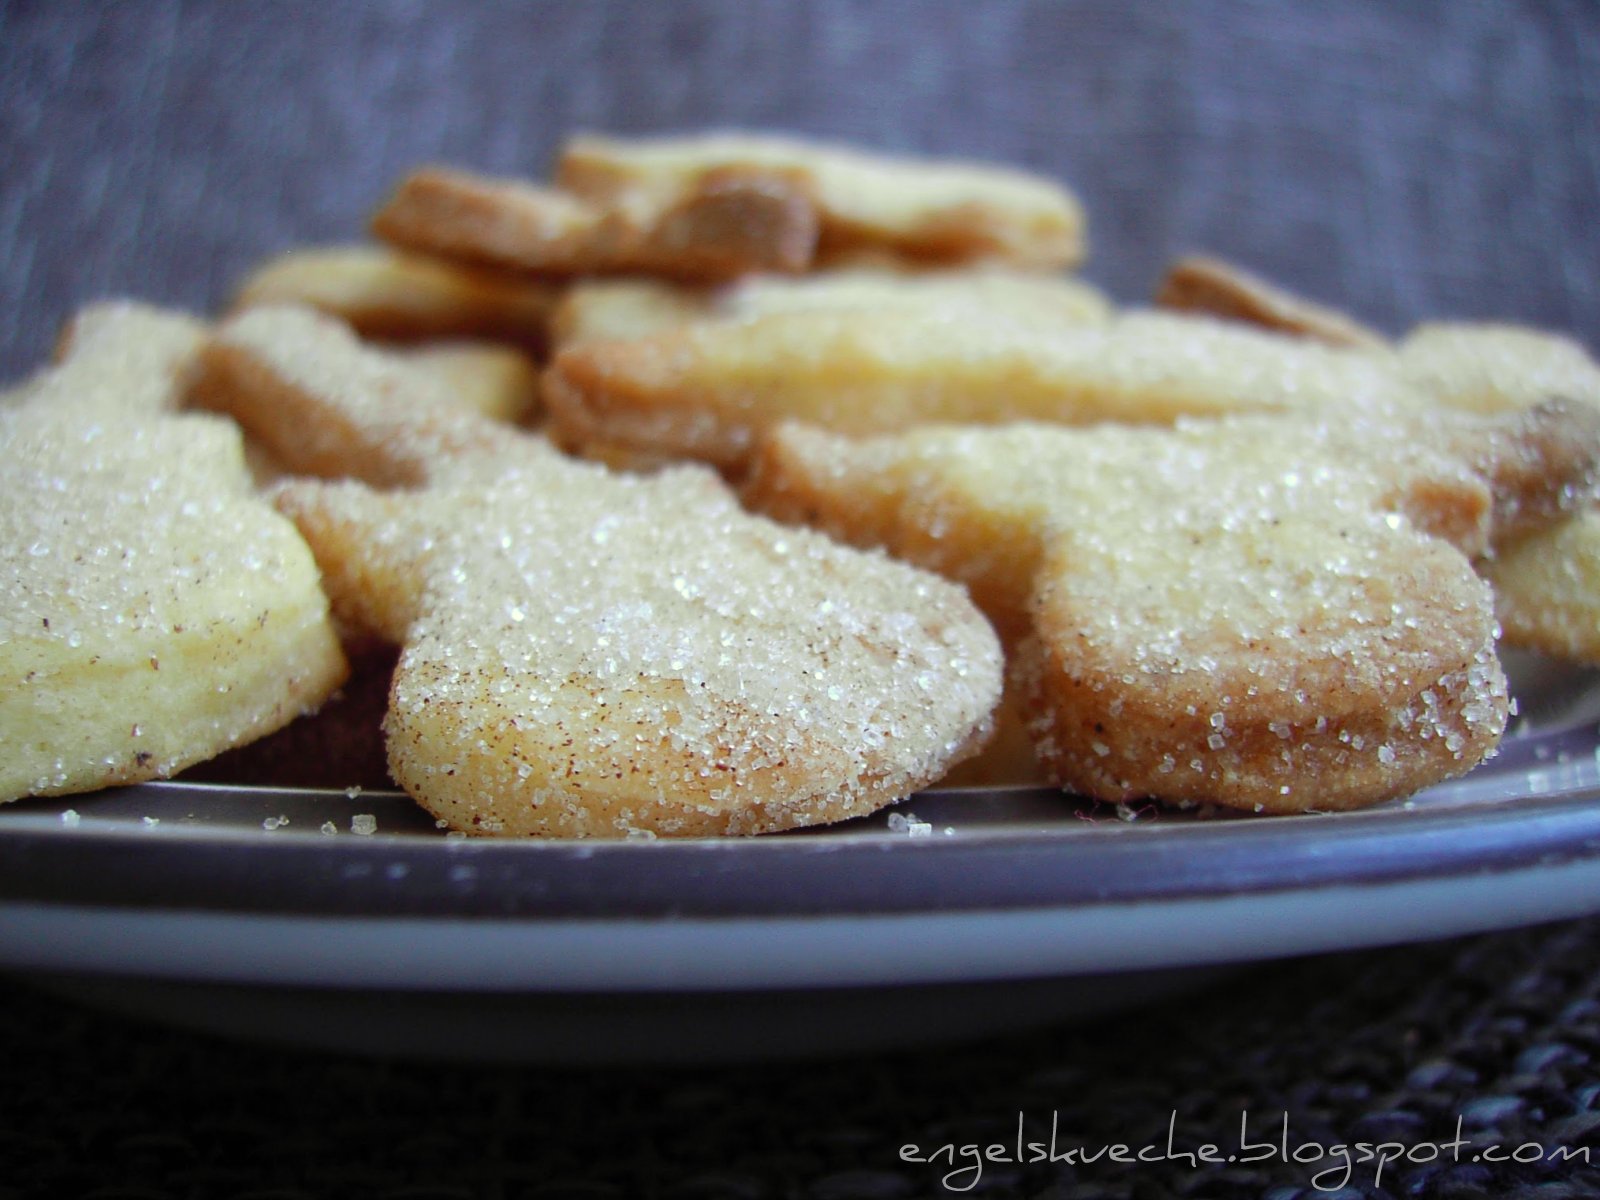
[372,164,819,282]
[1396,322,1600,414]
[190,305,557,488]
[192,303,1004,836]
[231,244,558,349]
[545,307,1426,469]
[1484,512,1600,665]
[557,131,1086,269]
[549,268,1112,349]
[747,401,1600,813]
[395,340,541,425]
[275,466,1001,837]
[3,300,206,412]
[0,303,346,801]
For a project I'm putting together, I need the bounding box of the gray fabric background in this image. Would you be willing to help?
[2,0,1597,379]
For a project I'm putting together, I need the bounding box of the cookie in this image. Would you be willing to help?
[747,401,1600,812]
[193,303,1004,836]
[232,244,557,349]
[557,131,1086,269]
[0,305,346,802]
[545,307,1424,469]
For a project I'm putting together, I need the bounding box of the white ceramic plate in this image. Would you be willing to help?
[4,651,1599,1061]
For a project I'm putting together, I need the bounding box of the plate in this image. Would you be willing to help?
[4,651,1600,1062]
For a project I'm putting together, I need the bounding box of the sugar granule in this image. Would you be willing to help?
[886,810,933,836]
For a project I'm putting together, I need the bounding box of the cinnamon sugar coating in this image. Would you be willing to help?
[195,304,1002,836]
[747,403,1600,812]
[0,303,345,802]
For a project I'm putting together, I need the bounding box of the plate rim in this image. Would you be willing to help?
[3,777,1599,920]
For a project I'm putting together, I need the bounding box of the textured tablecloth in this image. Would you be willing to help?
[3,920,1598,1199]
[3,3,1599,1197]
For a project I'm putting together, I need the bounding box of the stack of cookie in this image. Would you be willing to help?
[6,132,1600,834]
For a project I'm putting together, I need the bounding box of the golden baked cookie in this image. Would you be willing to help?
[747,402,1600,812]
[0,303,346,802]
[193,303,1004,836]
[231,244,557,349]
[545,308,1423,470]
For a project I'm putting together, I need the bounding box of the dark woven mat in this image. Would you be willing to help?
[4,920,1597,1200]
